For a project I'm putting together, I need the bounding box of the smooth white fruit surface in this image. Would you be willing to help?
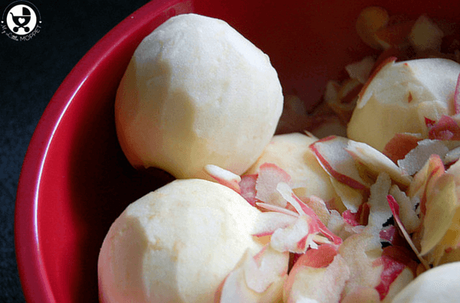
[98,179,263,303]
[115,13,283,179]
[392,262,460,303]
[347,58,460,152]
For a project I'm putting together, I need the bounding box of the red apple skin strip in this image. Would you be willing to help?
[255,163,291,207]
[382,133,422,163]
[374,246,417,300]
[419,173,458,257]
[205,164,241,193]
[293,243,338,269]
[387,195,430,270]
[418,155,446,216]
[277,182,342,245]
[427,115,460,140]
[252,211,298,237]
[239,174,258,206]
[374,254,407,300]
[309,136,369,190]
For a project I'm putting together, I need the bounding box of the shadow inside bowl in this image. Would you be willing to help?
[66,91,174,302]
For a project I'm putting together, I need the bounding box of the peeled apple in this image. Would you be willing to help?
[98,179,263,303]
[347,58,460,152]
[115,13,283,179]
[392,262,460,303]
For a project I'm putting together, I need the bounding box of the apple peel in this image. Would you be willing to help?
[284,252,350,303]
[397,139,449,176]
[427,115,460,141]
[277,182,342,246]
[419,173,458,256]
[309,136,370,190]
[367,172,393,229]
[382,132,423,163]
[338,228,384,298]
[346,140,412,187]
[205,164,241,193]
[216,245,289,303]
[255,163,292,207]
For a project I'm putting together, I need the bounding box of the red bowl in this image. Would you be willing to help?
[15,0,460,302]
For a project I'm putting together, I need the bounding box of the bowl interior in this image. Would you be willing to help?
[15,0,460,302]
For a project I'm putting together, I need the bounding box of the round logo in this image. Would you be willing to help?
[1,1,41,41]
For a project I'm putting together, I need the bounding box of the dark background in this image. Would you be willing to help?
[0,0,151,301]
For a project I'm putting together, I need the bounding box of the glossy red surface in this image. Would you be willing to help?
[15,0,460,302]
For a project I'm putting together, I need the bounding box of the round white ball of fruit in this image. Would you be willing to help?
[115,13,283,179]
[98,179,263,303]
[392,262,460,302]
[347,58,460,152]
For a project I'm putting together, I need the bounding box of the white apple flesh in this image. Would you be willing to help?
[115,14,283,179]
[392,262,460,303]
[347,58,460,152]
[98,179,263,303]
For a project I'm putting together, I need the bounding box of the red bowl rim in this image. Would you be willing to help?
[14,0,188,301]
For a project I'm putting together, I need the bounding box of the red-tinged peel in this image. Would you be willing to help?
[367,173,393,229]
[205,164,241,193]
[412,154,446,216]
[244,245,289,294]
[389,185,421,234]
[338,229,384,297]
[424,116,437,129]
[420,173,459,256]
[382,246,418,274]
[277,182,342,245]
[217,247,288,303]
[342,202,370,227]
[382,132,422,163]
[270,215,319,254]
[374,255,407,300]
[309,136,370,190]
[329,176,365,212]
[397,139,449,176]
[240,174,258,206]
[379,225,396,243]
[253,212,298,237]
[346,140,412,187]
[284,254,350,303]
[255,163,291,207]
[427,115,460,140]
[292,243,339,269]
[374,246,417,301]
[342,210,361,227]
[408,153,445,200]
[255,202,298,217]
[297,194,331,226]
[387,195,430,270]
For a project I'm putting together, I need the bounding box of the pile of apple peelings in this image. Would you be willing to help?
[206,123,460,302]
